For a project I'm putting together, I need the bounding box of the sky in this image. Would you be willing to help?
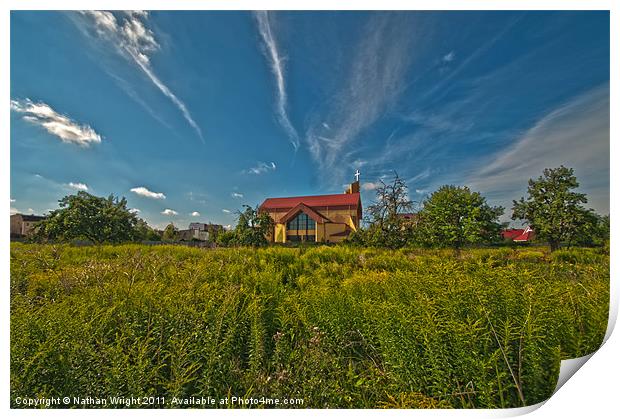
[10,11,609,229]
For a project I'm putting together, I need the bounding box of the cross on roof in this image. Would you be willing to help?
[354,169,360,182]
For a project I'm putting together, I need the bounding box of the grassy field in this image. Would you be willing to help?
[10,243,609,408]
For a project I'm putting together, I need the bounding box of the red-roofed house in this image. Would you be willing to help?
[502,226,535,242]
[259,180,362,243]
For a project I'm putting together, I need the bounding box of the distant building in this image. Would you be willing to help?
[259,178,362,243]
[189,222,224,234]
[502,226,535,242]
[10,213,46,238]
[178,222,224,241]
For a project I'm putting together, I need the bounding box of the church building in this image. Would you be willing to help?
[259,175,362,243]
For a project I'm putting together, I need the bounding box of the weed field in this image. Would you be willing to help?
[10,244,609,408]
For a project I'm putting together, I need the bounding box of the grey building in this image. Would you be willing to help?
[10,213,46,238]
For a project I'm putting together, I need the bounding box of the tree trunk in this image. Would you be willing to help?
[549,240,560,252]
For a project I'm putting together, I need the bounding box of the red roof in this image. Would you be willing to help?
[502,229,525,240]
[514,227,535,242]
[502,227,535,242]
[260,193,361,210]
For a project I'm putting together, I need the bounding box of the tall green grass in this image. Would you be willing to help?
[10,244,608,408]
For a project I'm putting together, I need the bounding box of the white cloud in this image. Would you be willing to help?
[231,192,244,199]
[129,208,141,214]
[67,182,89,191]
[27,208,35,213]
[76,11,204,142]
[244,161,276,175]
[362,182,382,191]
[122,10,149,18]
[407,168,432,185]
[467,84,609,215]
[191,211,201,217]
[161,209,178,216]
[130,186,166,199]
[442,51,455,62]
[224,224,232,230]
[222,209,231,214]
[10,98,102,147]
[254,11,299,150]
[10,207,18,215]
[10,198,15,203]
[305,14,414,183]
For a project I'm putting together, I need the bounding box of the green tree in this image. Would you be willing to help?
[361,172,415,248]
[572,213,609,247]
[162,223,178,242]
[34,191,141,244]
[512,166,595,252]
[215,230,236,247]
[233,205,274,246]
[418,185,504,250]
[134,218,161,241]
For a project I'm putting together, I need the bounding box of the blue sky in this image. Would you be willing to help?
[10,11,609,229]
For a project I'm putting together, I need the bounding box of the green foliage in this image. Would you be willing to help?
[162,223,178,242]
[134,218,161,241]
[10,244,608,408]
[512,166,599,251]
[216,205,274,247]
[350,172,415,248]
[33,191,148,244]
[572,213,609,247]
[215,230,236,247]
[417,185,504,249]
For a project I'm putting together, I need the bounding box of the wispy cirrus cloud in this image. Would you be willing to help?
[130,186,166,199]
[74,11,204,142]
[190,211,200,217]
[442,51,455,62]
[222,209,231,214]
[67,182,89,191]
[243,161,276,175]
[466,84,609,215]
[10,98,101,147]
[161,208,178,216]
[418,14,523,104]
[305,13,415,182]
[254,11,300,150]
[231,192,244,199]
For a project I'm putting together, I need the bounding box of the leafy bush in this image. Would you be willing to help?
[10,245,608,408]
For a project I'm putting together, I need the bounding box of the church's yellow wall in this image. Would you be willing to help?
[275,223,286,243]
[324,223,347,243]
[316,224,325,242]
